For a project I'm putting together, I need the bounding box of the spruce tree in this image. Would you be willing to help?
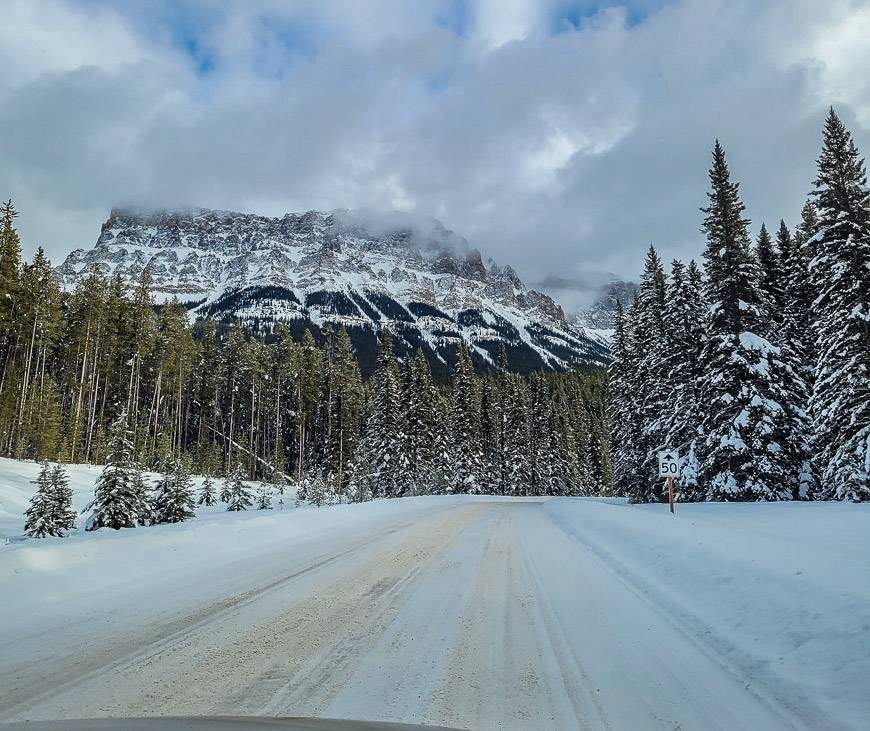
[502,372,530,495]
[656,260,707,500]
[450,342,483,493]
[49,463,76,533]
[754,223,784,327]
[347,441,374,502]
[24,462,75,538]
[225,463,253,511]
[634,246,668,501]
[809,109,870,501]
[152,459,196,524]
[365,330,401,497]
[198,473,217,506]
[219,477,232,503]
[256,482,273,509]
[84,411,147,529]
[697,141,793,501]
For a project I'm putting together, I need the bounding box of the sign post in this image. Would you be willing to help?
[657,449,679,515]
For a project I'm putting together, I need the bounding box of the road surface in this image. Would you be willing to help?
[0,499,804,730]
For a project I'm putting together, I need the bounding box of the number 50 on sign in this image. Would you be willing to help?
[658,450,680,478]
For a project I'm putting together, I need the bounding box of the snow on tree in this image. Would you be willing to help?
[219,470,233,503]
[450,341,483,493]
[347,441,374,503]
[225,463,253,511]
[403,349,439,496]
[303,472,332,507]
[633,246,669,501]
[84,410,147,530]
[609,297,646,500]
[24,462,75,538]
[659,260,707,500]
[364,330,402,498]
[697,141,793,501]
[198,473,217,506]
[152,458,196,524]
[809,109,870,501]
[255,481,273,510]
[755,223,784,326]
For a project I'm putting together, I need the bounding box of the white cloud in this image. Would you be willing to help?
[2,0,870,310]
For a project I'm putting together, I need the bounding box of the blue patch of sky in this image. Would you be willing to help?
[550,0,670,33]
[252,16,320,80]
[76,0,221,77]
[434,0,471,37]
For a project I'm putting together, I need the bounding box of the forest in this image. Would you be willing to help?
[611,109,870,504]
[5,108,869,530]
[0,205,610,514]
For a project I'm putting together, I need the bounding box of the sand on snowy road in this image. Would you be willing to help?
[0,499,809,730]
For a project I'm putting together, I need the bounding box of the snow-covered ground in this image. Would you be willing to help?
[1,458,868,729]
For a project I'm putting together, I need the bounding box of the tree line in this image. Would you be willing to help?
[610,109,870,503]
[0,202,610,528]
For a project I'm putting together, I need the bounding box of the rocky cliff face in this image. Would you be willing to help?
[569,280,639,345]
[58,207,609,375]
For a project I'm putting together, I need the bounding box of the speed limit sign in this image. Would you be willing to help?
[658,450,680,478]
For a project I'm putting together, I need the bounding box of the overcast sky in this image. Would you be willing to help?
[2,0,870,310]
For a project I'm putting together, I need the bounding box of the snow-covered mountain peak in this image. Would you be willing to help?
[57,206,609,374]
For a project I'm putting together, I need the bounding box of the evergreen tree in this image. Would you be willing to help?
[502,372,530,495]
[364,330,402,497]
[84,410,146,529]
[225,463,253,511]
[450,342,483,493]
[347,441,374,502]
[656,260,706,499]
[754,223,784,326]
[219,472,232,503]
[809,109,870,501]
[256,482,273,509]
[24,462,75,538]
[698,141,792,501]
[0,199,22,333]
[634,246,668,501]
[152,459,196,524]
[198,473,217,506]
[609,298,646,499]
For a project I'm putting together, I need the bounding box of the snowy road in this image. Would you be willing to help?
[0,496,830,730]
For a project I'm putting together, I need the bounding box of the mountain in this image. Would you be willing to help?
[570,280,639,345]
[57,207,609,377]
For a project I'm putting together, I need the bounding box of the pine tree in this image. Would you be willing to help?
[478,373,501,494]
[304,471,330,506]
[450,342,483,493]
[754,223,784,327]
[0,199,22,333]
[152,459,196,524]
[219,471,232,503]
[198,473,217,506]
[634,246,668,501]
[656,260,706,500]
[84,410,147,529]
[347,441,374,502]
[609,298,646,499]
[256,482,273,509]
[24,462,75,538]
[225,463,253,511]
[502,372,530,495]
[49,463,76,531]
[809,109,870,501]
[364,330,401,497]
[697,141,793,501]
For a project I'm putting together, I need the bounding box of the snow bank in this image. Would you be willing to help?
[0,458,279,542]
[545,498,870,729]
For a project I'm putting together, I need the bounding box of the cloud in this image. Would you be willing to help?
[1,0,869,313]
